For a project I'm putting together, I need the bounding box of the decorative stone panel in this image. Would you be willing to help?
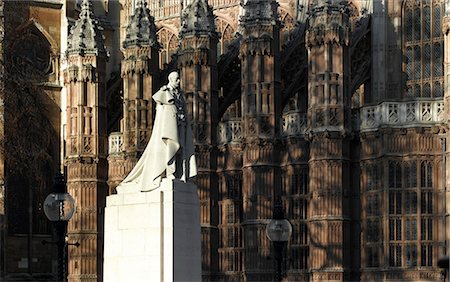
[360,100,444,131]
[108,132,124,154]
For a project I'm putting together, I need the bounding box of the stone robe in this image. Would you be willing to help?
[118,85,197,192]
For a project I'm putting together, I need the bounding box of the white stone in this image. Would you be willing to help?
[116,72,197,192]
[104,179,201,282]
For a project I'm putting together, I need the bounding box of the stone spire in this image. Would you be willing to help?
[239,0,279,27]
[67,0,106,56]
[123,0,158,48]
[179,0,217,38]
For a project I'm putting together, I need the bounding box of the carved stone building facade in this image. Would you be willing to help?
[0,0,449,281]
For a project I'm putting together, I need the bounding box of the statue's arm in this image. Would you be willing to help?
[153,86,173,105]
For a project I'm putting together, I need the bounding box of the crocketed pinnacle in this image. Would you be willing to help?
[239,0,279,27]
[123,0,159,48]
[179,0,218,38]
[66,0,107,57]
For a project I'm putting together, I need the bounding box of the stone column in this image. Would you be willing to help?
[305,2,353,281]
[178,0,219,276]
[442,11,450,258]
[64,0,108,281]
[108,0,160,193]
[239,0,282,278]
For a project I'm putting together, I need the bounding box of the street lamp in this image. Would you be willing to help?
[438,255,449,282]
[43,173,76,282]
[266,203,292,282]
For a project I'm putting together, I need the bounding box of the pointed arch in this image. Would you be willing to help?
[215,17,236,56]
[279,9,295,48]
[346,1,361,30]
[15,19,58,53]
[9,19,60,82]
[157,26,178,66]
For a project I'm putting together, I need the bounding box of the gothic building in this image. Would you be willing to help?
[0,0,449,281]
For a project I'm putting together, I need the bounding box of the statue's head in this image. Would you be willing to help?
[168,71,180,89]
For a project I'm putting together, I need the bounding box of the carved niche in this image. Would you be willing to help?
[9,21,56,82]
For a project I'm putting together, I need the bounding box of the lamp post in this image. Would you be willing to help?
[266,203,292,282]
[43,173,76,282]
[438,255,449,282]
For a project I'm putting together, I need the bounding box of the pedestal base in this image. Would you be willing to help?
[103,179,201,282]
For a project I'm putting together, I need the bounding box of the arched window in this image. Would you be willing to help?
[403,0,443,98]
[157,27,178,67]
[215,18,235,57]
[279,8,295,48]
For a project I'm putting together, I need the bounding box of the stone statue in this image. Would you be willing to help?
[118,71,197,192]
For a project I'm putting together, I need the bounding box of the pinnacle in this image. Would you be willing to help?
[67,0,107,57]
[123,0,158,48]
[239,0,279,26]
[179,0,218,38]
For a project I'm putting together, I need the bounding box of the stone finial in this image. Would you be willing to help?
[239,0,279,27]
[179,0,218,38]
[123,0,159,48]
[67,0,107,57]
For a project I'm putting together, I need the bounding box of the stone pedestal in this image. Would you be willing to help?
[103,179,201,282]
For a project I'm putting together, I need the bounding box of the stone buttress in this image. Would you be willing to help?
[305,1,352,280]
[239,0,282,278]
[107,0,160,193]
[178,0,220,276]
[64,0,108,281]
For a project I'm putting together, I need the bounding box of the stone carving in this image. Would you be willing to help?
[306,3,350,48]
[66,0,107,57]
[123,0,158,49]
[108,132,124,154]
[11,32,51,80]
[218,120,243,144]
[179,0,217,38]
[118,72,197,191]
[360,100,445,131]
